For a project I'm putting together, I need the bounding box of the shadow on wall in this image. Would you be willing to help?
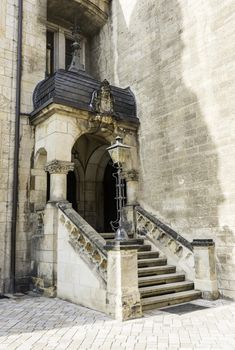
[106,0,223,237]
[91,0,235,294]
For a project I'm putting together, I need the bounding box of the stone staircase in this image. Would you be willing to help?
[100,233,201,310]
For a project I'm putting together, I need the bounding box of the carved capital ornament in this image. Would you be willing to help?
[45,160,74,174]
[125,169,139,182]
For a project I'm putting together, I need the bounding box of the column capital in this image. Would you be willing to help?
[125,169,139,182]
[45,160,74,174]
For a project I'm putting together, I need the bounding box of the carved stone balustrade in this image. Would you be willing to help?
[135,206,195,280]
[58,202,107,283]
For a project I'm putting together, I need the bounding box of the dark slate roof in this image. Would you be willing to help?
[31,69,137,121]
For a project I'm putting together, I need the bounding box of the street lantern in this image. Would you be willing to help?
[107,136,130,166]
[107,136,131,241]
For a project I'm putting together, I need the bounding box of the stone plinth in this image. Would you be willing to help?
[105,241,142,321]
[192,239,219,300]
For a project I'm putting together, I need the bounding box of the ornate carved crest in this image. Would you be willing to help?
[90,79,114,115]
[45,160,74,174]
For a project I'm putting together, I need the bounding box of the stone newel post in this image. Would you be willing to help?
[45,160,74,201]
[192,239,219,300]
[105,242,142,321]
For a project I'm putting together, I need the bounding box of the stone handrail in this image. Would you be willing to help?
[135,206,195,279]
[58,202,107,282]
[135,206,193,251]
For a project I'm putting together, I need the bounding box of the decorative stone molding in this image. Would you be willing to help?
[125,169,139,182]
[87,113,115,135]
[45,160,74,174]
[58,202,107,283]
[35,209,44,236]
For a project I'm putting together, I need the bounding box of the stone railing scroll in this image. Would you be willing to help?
[58,202,107,283]
[135,206,195,280]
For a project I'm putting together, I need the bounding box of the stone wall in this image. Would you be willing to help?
[57,207,107,313]
[0,0,46,293]
[0,0,17,292]
[91,0,235,299]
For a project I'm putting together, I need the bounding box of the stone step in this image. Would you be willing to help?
[138,272,185,287]
[138,265,176,277]
[100,233,134,240]
[104,238,145,246]
[139,281,194,298]
[138,245,152,252]
[138,258,167,268]
[138,251,160,259]
[100,233,115,240]
[141,290,201,310]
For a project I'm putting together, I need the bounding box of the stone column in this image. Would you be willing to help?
[55,29,66,70]
[33,160,74,295]
[105,241,142,321]
[45,160,74,202]
[192,239,219,300]
[124,170,139,235]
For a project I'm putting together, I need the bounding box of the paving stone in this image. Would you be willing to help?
[0,297,234,349]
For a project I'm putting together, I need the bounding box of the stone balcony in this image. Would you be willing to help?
[47,0,110,36]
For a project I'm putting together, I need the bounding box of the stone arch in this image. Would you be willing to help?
[86,146,112,231]
[70,133,117,232]
[71,157,84,213]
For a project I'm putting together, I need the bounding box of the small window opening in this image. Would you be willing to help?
[46,31,54,76]
[65,38,74,70]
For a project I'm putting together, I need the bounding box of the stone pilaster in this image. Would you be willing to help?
[124,170,139,235]
[45,160,74,202]
[192,239,219,300]
[125,170,139,205]
[105,241,142,321]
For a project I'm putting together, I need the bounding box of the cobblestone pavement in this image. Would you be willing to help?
[0,296,234,350]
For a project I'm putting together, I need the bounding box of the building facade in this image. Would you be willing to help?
[0,0,235,317]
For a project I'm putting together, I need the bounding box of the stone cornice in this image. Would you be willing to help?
[30,103,139,133]
[45,160,74,174]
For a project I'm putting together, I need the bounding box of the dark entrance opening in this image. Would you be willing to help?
[103,161,117,233]
[67,171,77,211]
[46,172,50,202]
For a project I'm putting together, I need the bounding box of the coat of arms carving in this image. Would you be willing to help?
[90,79,114,115]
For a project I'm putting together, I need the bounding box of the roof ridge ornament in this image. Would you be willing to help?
[68,22,84,73]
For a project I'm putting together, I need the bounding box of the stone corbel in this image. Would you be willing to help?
[125,169,139,182]
[45,160,74,174]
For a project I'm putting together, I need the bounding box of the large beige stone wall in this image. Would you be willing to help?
[0,0,46,292]
[91,0,235,299]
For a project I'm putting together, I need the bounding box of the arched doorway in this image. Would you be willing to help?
[67,171,77,211]
[69,134,117,233]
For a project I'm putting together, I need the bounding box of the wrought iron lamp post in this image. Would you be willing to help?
[107,136,130,241]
